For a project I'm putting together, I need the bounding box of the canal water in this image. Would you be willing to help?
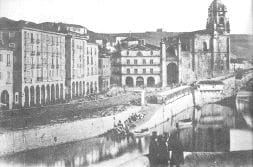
[0,101,252,167]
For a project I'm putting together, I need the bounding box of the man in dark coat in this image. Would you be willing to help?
[157,134,170,165]
[149,131,159,163]
[168,131,184,167]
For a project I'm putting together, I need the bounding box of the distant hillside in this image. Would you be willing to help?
[230,34,253,60]
[88,30,179,46]
[88,30,253,61]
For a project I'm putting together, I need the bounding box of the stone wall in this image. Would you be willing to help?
[0,106,141,156]
[134,91,195,132]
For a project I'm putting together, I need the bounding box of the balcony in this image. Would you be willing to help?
[31,51,36,56]
[31,64,36,69]
[37,64,42,68]
[121,63,160,66]
[24,77,32,83]
[37,77,43,82]
[122,71,160,75]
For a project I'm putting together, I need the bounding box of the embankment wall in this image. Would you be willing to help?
[0,106,141,156]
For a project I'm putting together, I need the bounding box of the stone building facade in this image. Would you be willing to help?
[60,24,89,99]
[0,19,66,108]
[160,0,230,87]
[21,28,66,107]
[86,43,99,94]
[0,18,99,109]
[0,48,13,109]
[113,37,161,88]
[98,53,111,93]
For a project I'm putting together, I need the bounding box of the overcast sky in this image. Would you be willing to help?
[0,0,252,34]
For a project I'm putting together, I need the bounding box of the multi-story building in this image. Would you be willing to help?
[86,43,99,94]
[113,37,161,87]
[38,22,99,98]
[98,48,111,92]
[0,48,13,110]
[49,23,89,99]
[0,18,66,108]
[160,0,230,86]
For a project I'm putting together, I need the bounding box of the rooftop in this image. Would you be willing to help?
[126,43,160,51]
[0,17,87,35]
[198,80,224,85]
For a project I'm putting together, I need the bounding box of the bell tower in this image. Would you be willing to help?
[206,0,230,34]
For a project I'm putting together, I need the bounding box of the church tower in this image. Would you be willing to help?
[207,0,231,75]
[206,0,230,34]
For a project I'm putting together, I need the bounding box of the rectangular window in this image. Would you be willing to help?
[9,32,15,39]
[127,68,130,74]
[0,32,3,40]
[127,59,130,65]
[143,69,146,74]
[134,69,138,74]
[0,54,2,62]
[134,59,137,65]
[31,33,34,43]
[87,57,89,65]
[15,92,19,103]
[7,54,10,66]
[150,59,153,64]
[143,59,146,64]
[9,43,15,48]
[150,69,153,74]
[7,71,10,80]
[0,72,1,80]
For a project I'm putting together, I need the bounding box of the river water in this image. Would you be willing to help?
[0,100,252,167]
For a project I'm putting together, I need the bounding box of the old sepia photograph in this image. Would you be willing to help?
[0,0,252,166]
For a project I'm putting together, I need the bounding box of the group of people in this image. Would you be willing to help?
[149,130,184,167]
[113,120,130,136]
[125,113,144,124]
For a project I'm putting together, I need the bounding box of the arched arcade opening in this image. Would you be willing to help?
[1,90,9,110]
[136,77,144,87]
[126,77,134,87]
[147,77,155,87]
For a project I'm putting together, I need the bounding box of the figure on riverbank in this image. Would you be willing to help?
[157,134,170,164]
[149,131,159,163]
[168,124,184,167]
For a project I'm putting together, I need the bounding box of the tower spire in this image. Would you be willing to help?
[206,0,229,34]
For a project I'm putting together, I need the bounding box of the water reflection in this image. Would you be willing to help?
[0,103,251,167]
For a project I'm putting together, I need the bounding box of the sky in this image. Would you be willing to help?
[0,0,252,34]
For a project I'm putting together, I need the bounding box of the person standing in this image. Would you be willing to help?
[168,126,184,167]
[149,131,159,163]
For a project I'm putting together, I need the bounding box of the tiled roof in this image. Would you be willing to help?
[0,17,86,34]
[164,29,210,46]
[121,36,140,42]
[127,43,160,51]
